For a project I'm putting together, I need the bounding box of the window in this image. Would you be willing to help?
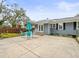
[59,23,63,30]
[53,24,56,29]
[41,25,43,31]
[35,24,38,29]
[59,25,62,29]
[50,24,52,28]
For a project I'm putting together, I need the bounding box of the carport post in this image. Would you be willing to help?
[75,30,79,43]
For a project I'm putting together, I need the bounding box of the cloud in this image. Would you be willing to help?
[25,1,79,21]
[26,3,79,21]
[57,1,79,11]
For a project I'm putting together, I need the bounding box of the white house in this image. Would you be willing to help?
[35,15,79,36]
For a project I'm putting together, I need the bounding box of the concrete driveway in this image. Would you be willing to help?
[0,35,79,58]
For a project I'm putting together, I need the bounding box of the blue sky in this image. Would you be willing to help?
[5,0,79,21]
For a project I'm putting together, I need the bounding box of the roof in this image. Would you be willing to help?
[49,16,79,24]
[36,15,79,24]
[36,19,49,25]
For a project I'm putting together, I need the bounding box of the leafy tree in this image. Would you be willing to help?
[0,20,4,25]
[0,0,28,27]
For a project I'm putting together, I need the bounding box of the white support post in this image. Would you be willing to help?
[76,22,78,30]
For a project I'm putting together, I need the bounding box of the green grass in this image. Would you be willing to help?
[0,33,20,38]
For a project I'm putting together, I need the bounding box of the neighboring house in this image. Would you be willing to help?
[35,15,79,36]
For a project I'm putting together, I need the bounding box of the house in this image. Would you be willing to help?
[35,15,79,36]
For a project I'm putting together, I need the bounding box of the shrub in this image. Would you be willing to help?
[72,35,77,38]
[50,33,54,35]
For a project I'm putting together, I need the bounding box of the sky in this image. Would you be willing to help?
[5,0,79,21]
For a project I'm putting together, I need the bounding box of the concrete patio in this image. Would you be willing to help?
[0,35,79,58]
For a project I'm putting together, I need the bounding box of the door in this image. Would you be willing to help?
[44,23,49,34]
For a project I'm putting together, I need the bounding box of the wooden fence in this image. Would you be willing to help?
[0,27,35,33]
[0,28,24,33]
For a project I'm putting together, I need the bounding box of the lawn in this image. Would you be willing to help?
[0,33,20,38]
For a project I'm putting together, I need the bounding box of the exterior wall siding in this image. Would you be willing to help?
[50,22,77,35]
[52,30,76,35]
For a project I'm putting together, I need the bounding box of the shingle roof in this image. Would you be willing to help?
[36,15,79,24]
